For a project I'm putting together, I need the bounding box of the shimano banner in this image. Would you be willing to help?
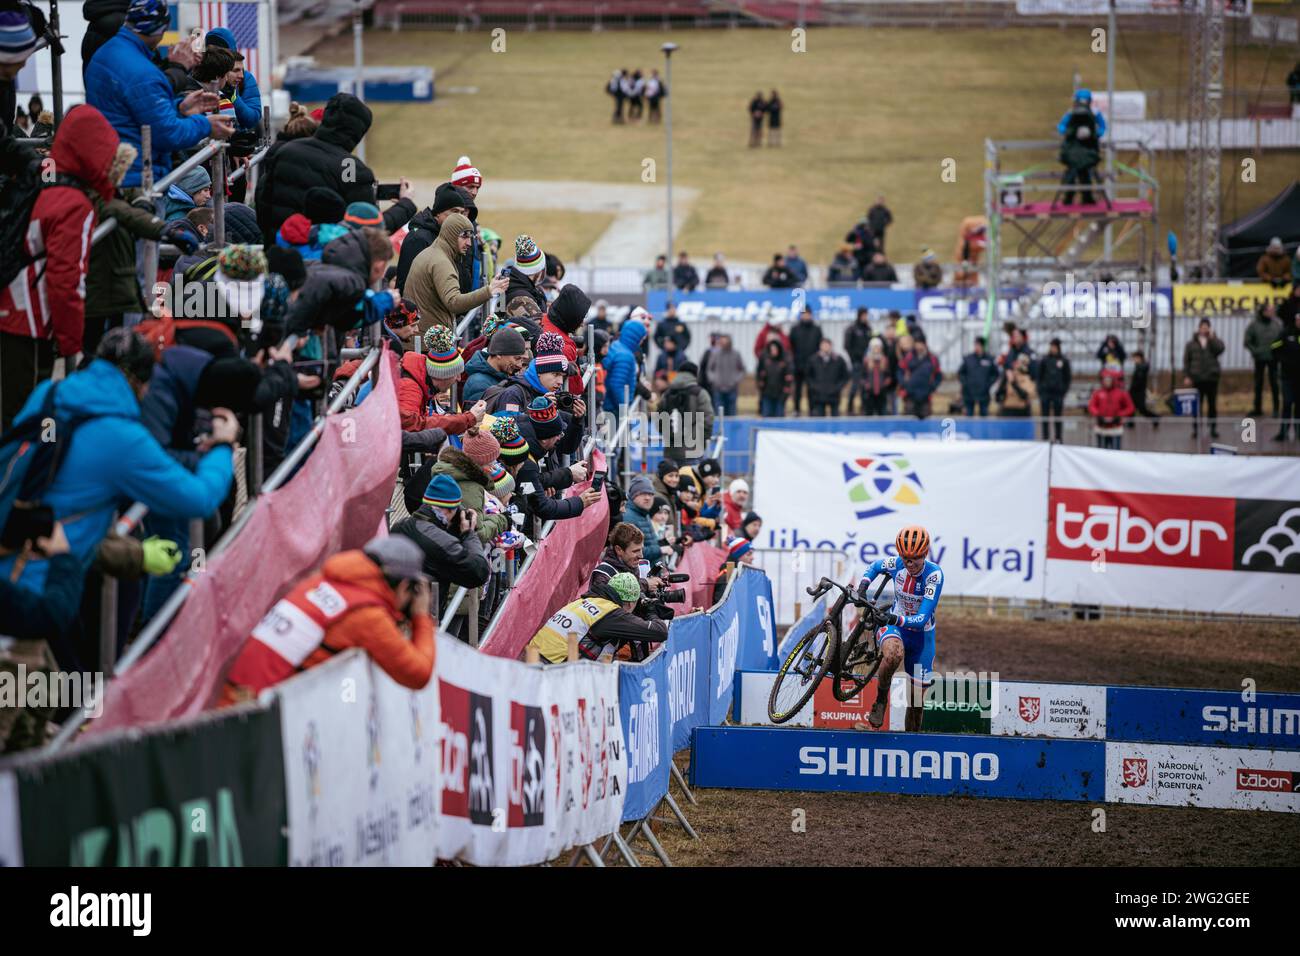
[666,612,712,753]
[619,651,672,822]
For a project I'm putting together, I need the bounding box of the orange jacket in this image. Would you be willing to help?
[223,550,435,701]
[397,350,477,433]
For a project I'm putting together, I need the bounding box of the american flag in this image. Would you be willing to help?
[197,2,261,83]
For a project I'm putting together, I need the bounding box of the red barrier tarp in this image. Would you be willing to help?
[89,349,402,734]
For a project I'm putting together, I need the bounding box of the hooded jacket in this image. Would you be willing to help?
[1,106,118,357]
[284,227,373,336]
[427,446,510,544]
[395,185,477,295]
[482,364,548,415]
[224,550,434,697]
[602,319,647,412]
[462,349,512,405]
[405,213,492,331]
[396,349,477,434]
[88,171,166,319]
[0,360,234,596]
[254,93,415,242]
[1184,333,1225,384]
[204,27,263,131]
[541,284,592,395]
[1087,379,1136,422]
[504,266,547,315]
[85,28,210,188]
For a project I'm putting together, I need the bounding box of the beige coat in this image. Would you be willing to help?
[405,212,492,332]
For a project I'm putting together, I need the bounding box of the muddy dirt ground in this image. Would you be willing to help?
[637,610,1300,867]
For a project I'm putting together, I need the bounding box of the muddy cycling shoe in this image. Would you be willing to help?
[866,693,889,729]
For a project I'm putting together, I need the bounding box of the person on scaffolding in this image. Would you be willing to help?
[1054,89,1106,209]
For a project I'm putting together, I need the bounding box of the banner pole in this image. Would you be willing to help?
[661,791,698,840]
[637,818,673,866]
[670,761,697,806]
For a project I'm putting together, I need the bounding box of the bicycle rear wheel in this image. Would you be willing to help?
[768,620,838,723]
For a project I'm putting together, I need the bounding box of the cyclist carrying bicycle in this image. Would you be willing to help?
[855,525,943,732]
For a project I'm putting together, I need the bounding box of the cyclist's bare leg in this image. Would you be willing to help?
[858,637,903,729]
[904,679,926,732]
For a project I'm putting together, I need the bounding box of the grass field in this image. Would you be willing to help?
[314,25,1299,267]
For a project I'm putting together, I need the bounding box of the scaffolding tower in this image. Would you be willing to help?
[983,138,1161,371]
[1182,0,1226,278]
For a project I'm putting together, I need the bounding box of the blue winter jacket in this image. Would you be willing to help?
[624,499,662,565]
[0,360,234,594]
[205,27,263,130]
[462,350,509,405]
[602,319,647,413]
[86,27,212,188]
[139,345,216,471]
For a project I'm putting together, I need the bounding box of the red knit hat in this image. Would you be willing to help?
[462,426,501,468]
[451,155,481,189]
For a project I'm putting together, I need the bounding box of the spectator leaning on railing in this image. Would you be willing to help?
[392,473,493,606]
[220,536,436,706]
[85,0,233,190]
[527,571,667,664]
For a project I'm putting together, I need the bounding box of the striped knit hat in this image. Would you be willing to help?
[489,416,530,462]
[125,0,169,37]
[487,462,516,498]
[451,156,482,189]
[726,536,753,562]
[533,331,567,375]
[0,9,38,64]
[422,474,463,510]
[344,201,382,228]
[423,326,464,380]
[515,235,545,276]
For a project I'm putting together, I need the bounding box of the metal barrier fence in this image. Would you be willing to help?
[749,547,849,626]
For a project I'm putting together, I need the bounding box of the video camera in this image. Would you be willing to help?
[638,564,690,619]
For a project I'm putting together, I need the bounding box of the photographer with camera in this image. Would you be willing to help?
[390,475,492,620]
[526,572,668,664]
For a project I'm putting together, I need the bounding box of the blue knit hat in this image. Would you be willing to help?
[126,0,170,37]
[726,536,753,562]
[422,474,463,510]
[0,8,38,64]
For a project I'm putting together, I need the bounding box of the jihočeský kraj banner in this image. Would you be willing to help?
[753,433,1050,599]
[1045,446,1300,616]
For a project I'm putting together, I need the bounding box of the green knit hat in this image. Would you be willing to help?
[608,572,641,603]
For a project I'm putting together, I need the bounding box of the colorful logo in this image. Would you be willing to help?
[1121,757,1148,788]
[1018,696,1041,723]
[843,454,924,520]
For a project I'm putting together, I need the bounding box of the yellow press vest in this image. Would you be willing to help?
[528,597,620,664]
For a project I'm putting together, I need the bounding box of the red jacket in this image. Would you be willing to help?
[1,106,118,357]
[397,350,477,433]
[1087,383,1135,422]
[722,491,745,532]
[541,314,584,395]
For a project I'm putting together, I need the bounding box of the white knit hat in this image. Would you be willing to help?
[729,478,749,496]
[515,235,545,276]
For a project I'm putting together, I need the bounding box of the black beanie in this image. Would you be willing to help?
[266,246,307,290]
[657,458,679,481]
[432,182,470,218]
[547,284,591,334]
[678,361,699,377]
[697,458,721,480]
[195,356,262,413]
[305,186,346,225]
[742,511,762,536]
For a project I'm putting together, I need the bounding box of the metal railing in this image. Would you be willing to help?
[48,348,383,752]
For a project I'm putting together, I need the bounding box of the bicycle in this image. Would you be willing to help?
[767,575,891,724]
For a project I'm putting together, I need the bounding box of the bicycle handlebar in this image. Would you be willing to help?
[806,577,874,607]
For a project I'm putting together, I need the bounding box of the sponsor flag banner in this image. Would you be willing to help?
[691,727,1104,801]
[1107,687,1300,750]
[666,612,712,753]
[619,650,672,822]
[1045,446,1300,615]
[1173,283,1290,320]
[90,349,403,733]
[993,681,1107,740]
[13,704,288,865]
[754,434,1049,599]
[436,636,625,865]
[1105,742,1300,812]
[275,651,438,867]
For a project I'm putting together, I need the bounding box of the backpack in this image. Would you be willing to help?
[0,382,95,550]
[659,382,698,419]
[0,138,45,291]
[134,310,240,362]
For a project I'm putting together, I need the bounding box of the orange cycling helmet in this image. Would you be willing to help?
[895,525,931,559]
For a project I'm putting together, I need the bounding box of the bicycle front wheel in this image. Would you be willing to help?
[768,620,838,724]
[832,627,884,703]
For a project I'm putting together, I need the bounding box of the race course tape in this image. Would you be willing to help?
[690,727,1300,812]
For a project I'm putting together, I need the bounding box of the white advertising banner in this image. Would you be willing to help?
[1105,742,1300,813]
[993,681,1107,740]
[753,434,1050,599]
[1046,446,1300,616]
[435,636,626,867]
[277,651,440,867]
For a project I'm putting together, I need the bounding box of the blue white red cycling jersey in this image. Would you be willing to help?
[860,556,944,633]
